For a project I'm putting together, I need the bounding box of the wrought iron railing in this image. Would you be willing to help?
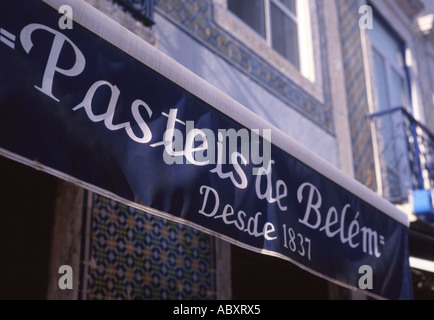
[113,0,155,26]
[368,106,434,204]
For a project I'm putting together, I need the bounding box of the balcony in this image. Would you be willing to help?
[113,0,155,26]
[368,107,434,207]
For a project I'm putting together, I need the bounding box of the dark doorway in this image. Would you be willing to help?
[0,156,57,299]
[231,244,329,299]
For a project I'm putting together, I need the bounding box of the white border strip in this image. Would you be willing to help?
[0,146,386,300]
[410,257,434,273]
[39,0,408,227]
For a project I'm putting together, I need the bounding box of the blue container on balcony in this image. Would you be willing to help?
[412,189,433,216]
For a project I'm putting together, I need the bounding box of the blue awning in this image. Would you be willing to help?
[0,0,413,299]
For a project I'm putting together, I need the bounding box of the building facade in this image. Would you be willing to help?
[0,0,433,300]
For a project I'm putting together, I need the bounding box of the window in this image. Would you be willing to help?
[370,16,408,112]
[213,0,320,100]
[228,0,300,69]
[369,14,412,201]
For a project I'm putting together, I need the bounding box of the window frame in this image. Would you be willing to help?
[213,0,323,103]
[228,0,300,69]
[268,0,300,69]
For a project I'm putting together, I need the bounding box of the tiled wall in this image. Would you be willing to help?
[155,0,381,188]
[80,193,216,300]
[155,0,335,135]
[336,0,378,190]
